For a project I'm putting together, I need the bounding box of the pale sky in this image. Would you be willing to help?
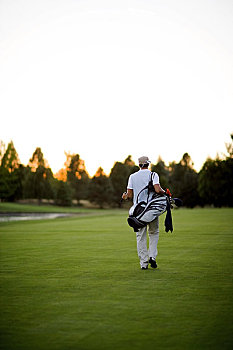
[1,0,233,176]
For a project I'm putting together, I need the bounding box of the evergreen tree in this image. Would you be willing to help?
[0,141,6,164]
[25,148,54,202]
[169,153,200,208]
[198,157,233,207]
[0,141,22,201]
[110,161,129,207]
[0,167,12,201]
[124,155,139,176]
[28,147,47,171]
[225,133,233,159]
[151,157,169,189]
[88,167,113,208]
[66,153,89,204]
[23,167,35,199]
[198,135,233,207]
[1,141,20,172]
[55,180,72,206]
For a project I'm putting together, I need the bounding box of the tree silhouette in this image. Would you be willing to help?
[151,157,169,189]
[1,141,20,172]
[88,167,113,208]
[66,153,89,204]
[28,147,48,171]
[169,153,200,208]
[110,161,129,207]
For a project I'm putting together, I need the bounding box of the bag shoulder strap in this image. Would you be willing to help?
[136,172,155,204]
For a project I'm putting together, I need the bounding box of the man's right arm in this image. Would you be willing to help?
[122,174,133,200]
[122,189,133,200]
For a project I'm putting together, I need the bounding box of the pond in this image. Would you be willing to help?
[0,213,74,222]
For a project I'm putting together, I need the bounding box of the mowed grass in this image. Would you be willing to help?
[0,208,232,350]
[0,202,95,214]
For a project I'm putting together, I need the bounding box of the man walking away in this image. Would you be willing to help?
[122,156,170,270]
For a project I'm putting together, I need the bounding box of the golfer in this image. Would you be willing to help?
[122,156,168,270]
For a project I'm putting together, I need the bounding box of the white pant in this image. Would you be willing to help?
[136,218,159,268]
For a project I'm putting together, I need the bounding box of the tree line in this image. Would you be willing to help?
[0,136,232,208]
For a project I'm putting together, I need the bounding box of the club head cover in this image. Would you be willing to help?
[173,198,183,207]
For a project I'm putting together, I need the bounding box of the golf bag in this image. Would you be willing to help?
[127,173,182,232]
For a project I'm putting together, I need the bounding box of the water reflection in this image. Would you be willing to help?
[0,213,72,222]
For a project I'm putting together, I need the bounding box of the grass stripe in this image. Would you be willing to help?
[0,208,232,350]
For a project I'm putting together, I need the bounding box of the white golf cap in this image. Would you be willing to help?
[138,156,151,164]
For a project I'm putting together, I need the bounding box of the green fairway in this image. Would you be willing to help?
[0,208,233,350]
[0,202,95,214]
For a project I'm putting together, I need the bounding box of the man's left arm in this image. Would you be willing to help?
[153,173,172,196]
[154,184,166,195]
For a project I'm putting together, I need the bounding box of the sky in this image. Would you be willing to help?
[1,0,233,176]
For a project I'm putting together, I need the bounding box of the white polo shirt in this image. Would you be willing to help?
[127,169,160,204]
